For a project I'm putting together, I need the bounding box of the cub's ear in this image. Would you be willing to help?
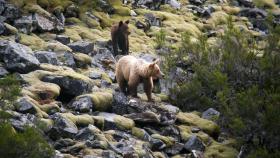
[125,20,129,24]
[119,21,123,27]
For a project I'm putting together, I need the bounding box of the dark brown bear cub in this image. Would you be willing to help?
[111,20,130,56]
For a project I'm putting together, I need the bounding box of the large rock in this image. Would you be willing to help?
[98,112,135,131]
[239,8,267,18]
[144,13,162,27]
[42,75,92,97]
[10,112,37,131]
[189,0,205,5]
[2,41,40,73]
[68,41,94,54]
[237,0,254,7]
[184,135,205,152]
[33,13,64,33]
[49,113,78,139]
[69,96,93,113]
[14,15,34,34]
[34,51,59,65]
[113,97,177,125]
[2,4,20,22]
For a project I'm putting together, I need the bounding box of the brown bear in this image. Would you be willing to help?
[116,55,164,101]
[111,20,130,56]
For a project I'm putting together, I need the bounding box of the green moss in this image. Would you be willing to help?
[151,134,175,147]
[47,41,72,52]
[176,112,220,136]
[222,6,241,15]
[207,11,229,28]
[3,23,18,35]
[61,113,95,127]
[205,141,238,158]
[114,115,135,130]
[19,33,47,51]
[253,0,277,9]
[23,4,51,17]
[81,92,113,112]
[73,53,92,65]
[132,127,145,139]
[178,125,192,141]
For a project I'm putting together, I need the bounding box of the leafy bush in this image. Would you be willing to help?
[155,29,167,49]
[0,75,55,158]
[163,16,280,155]
[0,122,54,158]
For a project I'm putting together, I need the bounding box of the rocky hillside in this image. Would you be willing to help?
[0,0,279,157]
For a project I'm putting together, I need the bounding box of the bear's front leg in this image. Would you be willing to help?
[128,75,140,98]
[144,77,154,102]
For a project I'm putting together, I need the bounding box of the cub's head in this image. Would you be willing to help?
[149,59,164,79]
[118,20,130,36]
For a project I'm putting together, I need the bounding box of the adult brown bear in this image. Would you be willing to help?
[116,55,164,102]
[111,20,130,56]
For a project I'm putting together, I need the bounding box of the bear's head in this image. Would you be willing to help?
[118,20,130,36]
[148,59,164,79]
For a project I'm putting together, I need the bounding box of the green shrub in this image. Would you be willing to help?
[163,15,280,155]
[155,29,167,49]
[0,122,55,158]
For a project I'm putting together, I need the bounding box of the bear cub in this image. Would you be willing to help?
[111,20,130,56]
[116,55,164,101]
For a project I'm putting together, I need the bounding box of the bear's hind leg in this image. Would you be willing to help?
[119,80,128,95]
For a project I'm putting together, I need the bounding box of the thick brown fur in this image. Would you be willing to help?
[111,20,130,56]
[116,55,164,101]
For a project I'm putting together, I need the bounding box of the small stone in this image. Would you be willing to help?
[202,108,220,121]
[56,35,70,45]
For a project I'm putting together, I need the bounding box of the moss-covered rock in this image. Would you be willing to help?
[80,92,113,112]
[61,113,94,127]
[114,115,135,130]
[19,33,47,51]
[176,112,220,137]
[205,141,238,158]
[151,134,175,147]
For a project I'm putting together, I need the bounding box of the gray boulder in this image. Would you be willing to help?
[2,4,20,22]
[2,42,40,73]
[144,13,162,27]
[49,113,78,139]
[70,96,93,113]
[202,108,220,121]
[14,15,34,34]
[42,75,92,97]
[184,135,205,152]
[34,51,59,65]
[68,41,94,54]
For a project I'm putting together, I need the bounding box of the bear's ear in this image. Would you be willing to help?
[119,21,123,27]
[125,20,129,24]
[149,62,156,68]
[153,59,160,64]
